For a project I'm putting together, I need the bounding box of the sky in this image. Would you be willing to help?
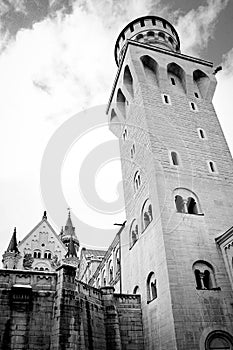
[1,0,233,257]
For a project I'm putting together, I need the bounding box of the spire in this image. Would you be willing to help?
[65,236,77,258]
[7,227,19,253]
[42,211,47,220]
[64,209,75,236]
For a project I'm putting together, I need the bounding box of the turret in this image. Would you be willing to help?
[115,15,180,66]
[2,227,21,269]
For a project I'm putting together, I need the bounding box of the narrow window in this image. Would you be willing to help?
[44,252,47,259]
[133,286,139,294]
[203,270,211,289]
[190,102,197,111]
[171,77,176,85]
[48,253,51,259]
[162,94,170,104]
[34,252,37,258]
[38,252,41,258]
[194,92,199,98]
[199,129,206,139]
[171,151,179,165]
[40,267,44,271]
[209,161,217,173]
[147,272,157,303]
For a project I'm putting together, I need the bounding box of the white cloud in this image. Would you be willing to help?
[175,0,229,55]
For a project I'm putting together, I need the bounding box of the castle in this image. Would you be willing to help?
[1,15,233,350]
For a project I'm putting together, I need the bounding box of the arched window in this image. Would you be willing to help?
[34,250,41,259]
[193,261,216,290]
[158,32,165,40]
[147,272,157,303]
[117,89,126,118]
[171,151,179,165]
[133,285,140,294]
[130,220,139,248]
[101,269,106,287]
[167,62,186,93]
[134,171,141,191]
[193,69,210,99]
[175,195,185,213]
[140,55,159,86]
[205,331,233,350]
[174,188,202,215]
[123,65,134,97]
[39,267,44,271]
[48,253,51,259]
[44,252,48,259]
[141,200,153,232]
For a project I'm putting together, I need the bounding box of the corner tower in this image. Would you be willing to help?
[107,16,233,349]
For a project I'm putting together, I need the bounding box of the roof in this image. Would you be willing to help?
[82,249,107,259]
[6,228,19,253]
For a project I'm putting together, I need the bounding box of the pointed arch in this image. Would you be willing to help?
[167,62,186,93]
[192,260,217,290]
[117,89,126,118]
[141,199,153,232]
[193,69,210,98]
[123,65,134,97]
[140,55,159,86]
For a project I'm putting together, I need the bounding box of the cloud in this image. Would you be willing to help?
[175,0,229,55]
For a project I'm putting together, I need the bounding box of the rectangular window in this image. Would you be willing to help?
[162,94,171,105]
[171,77,176,85]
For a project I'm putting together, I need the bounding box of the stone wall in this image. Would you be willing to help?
[0,266,144,350]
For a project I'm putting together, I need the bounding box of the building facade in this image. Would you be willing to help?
[1,14,233,350]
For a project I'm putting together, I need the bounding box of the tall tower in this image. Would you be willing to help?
[107,16,233,349]
[2,227,21,269]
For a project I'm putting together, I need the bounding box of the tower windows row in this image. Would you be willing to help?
[33,250,52,259]
[162,93,198,111]
[129,199,153,248]
[140,54,210,99]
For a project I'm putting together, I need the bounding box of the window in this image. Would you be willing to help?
[44,252,48,259]
[136,33,143,41]
[147,272,157,303]
[208,161,217,173]
[193,261,217,290]
[140,55,158,86]
[198,128,206,139]
[131,144,136,159]
[175,195,185,213]
[193,69,210,99]
[174,188,202,215]
[205,331,233,350]
[134,171,141,191]
[194,92,199,98]
[190,101,197,111]
[141,200,153,232]
[122,128,128,141]
[162,94,171,104]
[147,31,155,37]
[130,220,139,248]
[117,89,126,118]
[171,77,175,85]
[167,62,186,93]
[123,65,134,97]
[115,248,120,273]
[158,31,165,40]
[34,250,41,259]
[108,260,113,282]
[171,151,179,165]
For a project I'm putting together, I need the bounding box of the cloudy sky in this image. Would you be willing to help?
[1,0,233,256]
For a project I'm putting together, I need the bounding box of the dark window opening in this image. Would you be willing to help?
[147,31,155,37]
[191,102,196,110]
[164,94,169,104]
[209,161,216,172]
[195,92,199,98]
[203,270,211,289]
[199,129,205,139]
[195,269,202,289]
[171,77,176,85]
[151,280,157,299]
[171,151,179,165]
[187,197,198,214]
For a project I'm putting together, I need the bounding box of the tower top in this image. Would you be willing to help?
[114,15,180,66]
